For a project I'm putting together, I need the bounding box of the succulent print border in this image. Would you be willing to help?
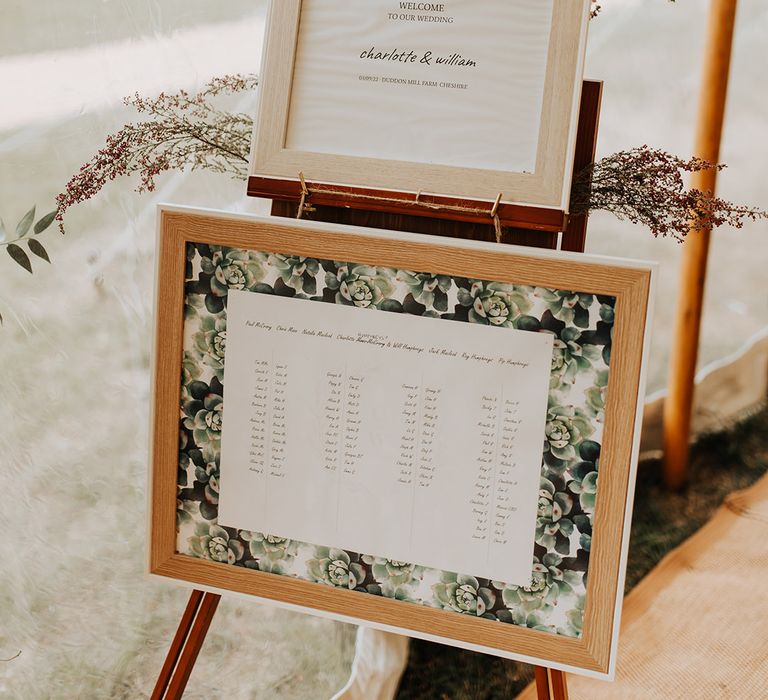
[176,243,616,639]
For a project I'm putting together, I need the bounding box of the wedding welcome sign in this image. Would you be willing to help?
[249,0,591,211]
[149,206,654,678]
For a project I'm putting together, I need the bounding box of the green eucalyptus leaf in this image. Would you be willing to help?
[27,239,50,263]
[33,210,57,235]
[7,243,32,273]
[15,206,35,238]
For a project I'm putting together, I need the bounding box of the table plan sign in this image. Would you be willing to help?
[250,0,592,210]
[149,208,654,678]
[218,291,553,585]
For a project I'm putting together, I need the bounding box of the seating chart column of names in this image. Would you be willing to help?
[219,290,553,585]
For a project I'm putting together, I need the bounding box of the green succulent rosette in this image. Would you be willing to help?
[187,244,271,314]
[543,404,594,467]
[432,573,497,616]
[535,288,596,329]
[193,315,227,379]
[396,270,453,314]
[241,532,299,574]
[307,547,357,588]
[188,523,245,565]
[181,377,224,462]
[499,553,582,629]
[548,326,602,391]
[458,281,533,328]
[269,254,321,295]
[567,442,600,509]
[558,593,586,637]
[536,477,575,555]
[208,248,267,297]
[325,264,394,309]
[360,556,425,598]
[195,457,220,507]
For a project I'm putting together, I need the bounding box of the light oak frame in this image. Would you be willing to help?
[149,207,653,678]
[250,0,592,212]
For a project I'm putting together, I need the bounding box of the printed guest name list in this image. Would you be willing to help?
[218,290,553,586]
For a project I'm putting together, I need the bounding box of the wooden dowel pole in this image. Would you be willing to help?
[151,590,204,700]
[534,666,552,699]
[662,0,738,490]
[164,593,221,700]
[547,669,569,700]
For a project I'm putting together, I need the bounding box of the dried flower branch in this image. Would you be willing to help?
[55,74,258,232]
[570,147,767,242]
[53,75,765,244]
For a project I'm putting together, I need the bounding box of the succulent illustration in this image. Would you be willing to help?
[181,350,203,388]
[578,470,599,513]
[432,573,496,616]
[549,325,602,391]
[361,557,425,597]
[188,244,269,314]
[558,594,586,638]
[536,477,575,555]
[543,404,594,468]
[535,288,596,328]
[182,377,224,461]
[568,441,601,515]
[457,281,532,328]
[396,270,453,314]
[209,249,267,296]
[597,301,616,365]
[188,523,244,565]
[176,497,197,528]
[499,553,582,631]
[323,263,395,309]
[585,368,610,421]
[195,457,220,508]
[241,532,298,574]
[268,254,321,295]
[307,547,357,588]
[579,297,616,366]
[193,315,227,379]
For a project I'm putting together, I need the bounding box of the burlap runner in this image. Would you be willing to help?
[518,472,768,699]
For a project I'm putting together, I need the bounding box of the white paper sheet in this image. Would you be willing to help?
[218,290,553,585]
[285,0,554,173]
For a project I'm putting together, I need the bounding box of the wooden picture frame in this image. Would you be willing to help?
[249,0,592,216]
[149,206,654,679]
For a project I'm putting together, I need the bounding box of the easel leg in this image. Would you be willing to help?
[151,591,221,700]
[534,666,569,700]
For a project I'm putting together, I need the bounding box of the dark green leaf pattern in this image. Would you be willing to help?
[27,239,50,263]
[6,243,32,273]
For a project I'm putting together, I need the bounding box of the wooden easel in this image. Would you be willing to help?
[151,80,602,700]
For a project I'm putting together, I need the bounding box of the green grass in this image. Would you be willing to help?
[395,407,768,699]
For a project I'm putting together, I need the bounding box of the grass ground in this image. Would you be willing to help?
[395,407,768,699]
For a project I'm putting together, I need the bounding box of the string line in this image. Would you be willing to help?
[294,172,506,243]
